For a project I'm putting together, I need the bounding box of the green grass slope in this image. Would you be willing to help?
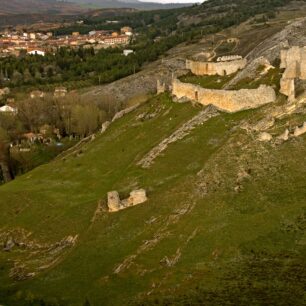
[0,94,305,306]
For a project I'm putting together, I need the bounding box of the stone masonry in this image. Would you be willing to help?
[280,46,306,101]
[172,79,276,112]
[186,58,247,76]
[107,189,147,212]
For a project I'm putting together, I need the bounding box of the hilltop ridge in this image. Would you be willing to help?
[0,0,85,15]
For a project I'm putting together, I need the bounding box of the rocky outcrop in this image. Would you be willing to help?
[258,132,273,142]
[138,105,219,168]
[0,228,78,280]
[112,104,140,122]
[293,122,306,137]
[101,121,110,133]
[107,189,147,212]
[277,129,290,141]
[172,79,276,113]
[0,87,10,98]
[280,78,295,101]
[157,80,167,94]
[256,122,306,144]
[186,58,247,76]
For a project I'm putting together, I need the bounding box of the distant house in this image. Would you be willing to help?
[123,49,134,56]
[54,87,68,98]
[27,49,45,56]
[0,105,17,114]
[0,87,10,97]
[30,90,45,99]
[23,132,43,143]
[103,35,129,46]
[121,27,133,35]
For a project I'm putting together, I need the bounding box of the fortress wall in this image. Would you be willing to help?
[280,49,288,69]
[281,46,306,79]
[186,59,247,76]
[300,48,306,79]
[172,79,276,112]
[280,46,306,100]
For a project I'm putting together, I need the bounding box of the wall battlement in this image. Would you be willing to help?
[172,79,276,112]
[186,58,247,76]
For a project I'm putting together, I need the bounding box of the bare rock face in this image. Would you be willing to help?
[3,237,15,251]
[258,132,273,142]
[0,87,10,97]
[101,121,110,133]
[128,189,147,206]
[293,122,306,137]
[252,116,275,131]
[157,80,166,94]
[107,191,121,212]
[277,129,290,141]
[112,104,139,122]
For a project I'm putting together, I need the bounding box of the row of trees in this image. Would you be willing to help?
[0,0,294,91]
[0,93,122,183]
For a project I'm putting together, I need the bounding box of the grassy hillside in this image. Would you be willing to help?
[0,94,305,305]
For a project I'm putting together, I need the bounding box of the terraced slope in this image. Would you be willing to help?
[0,94,305,305]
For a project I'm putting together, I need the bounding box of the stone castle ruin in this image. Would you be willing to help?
[172,79,276,112]
[107,189,147,212]
[186,56,247,76]
[280,46,306,101]
[170,53,276,112]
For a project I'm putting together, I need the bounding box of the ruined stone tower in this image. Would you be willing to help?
[280,46,306,101]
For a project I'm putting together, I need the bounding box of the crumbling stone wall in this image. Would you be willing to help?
[186,58,247,76]
[172,79,276,112]
[107,189,147,212]
[280,46,306,101]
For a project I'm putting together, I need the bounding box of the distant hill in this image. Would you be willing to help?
[0,0,84,15]
[70,0,195,10]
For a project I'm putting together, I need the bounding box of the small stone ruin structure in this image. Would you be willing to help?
[107,189,147,212]
[280,46,306,101]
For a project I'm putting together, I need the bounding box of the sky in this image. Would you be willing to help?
[139,1,202,3]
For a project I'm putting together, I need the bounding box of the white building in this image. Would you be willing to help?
[29,33,36,40]
[123,49,134,56]
[27,49,45,56]
[0,105,17,114]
